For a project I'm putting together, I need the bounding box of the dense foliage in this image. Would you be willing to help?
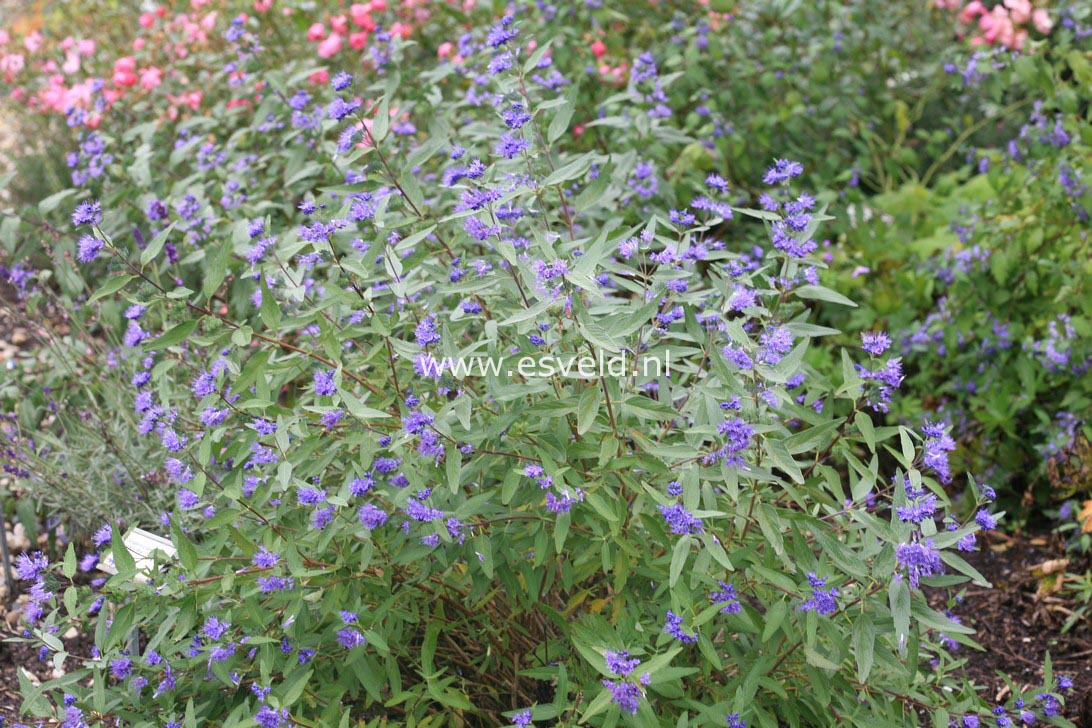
[0,1,1088,726]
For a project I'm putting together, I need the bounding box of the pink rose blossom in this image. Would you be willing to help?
[317,33,342,58]
[349,32,369,50]
[1003,0,1032,24]
[1032,8,1053,33]
[959,1,985,24]
[24,32,43,53]
[140,66,163,90]
[307,23,326,41]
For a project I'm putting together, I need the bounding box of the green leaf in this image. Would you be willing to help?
[110,524,136,575]
[577,386,600,435]
[889,578,911,655]
[62,543,76,579]
[38,189,76,215]
[371,96,390,143]
[203,240,231,300]
[150,320,199,350]
[88,275,135,303]
[141,221,178,266]
[855,412,876,452]
[761,600,788,641]
[852,615,875,682]
[547,89,577,144]
[669,536,691,588]
[793,284,858,308]
[623,395,677,421]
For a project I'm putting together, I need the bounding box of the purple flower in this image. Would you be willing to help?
[92,524,113,547]
[486,16,519,47]
[331,71,353,91]
[77,234,104,262]
[109,657,132,680]
[974,509,997,530]
[415,316,442,348]
[358,503,388,529]
[861,331,892,356]
[252,547,280,568]
[758,326,794,365]
[763,159,804,185]
[922,421,956,483]
[799,573,838,615]
[496,133,530,159]
[72,200,102,226]
[726,714,748,728]
[663,610,698,643]
[178,488,200,509]
[15,551,49,581]
[337,627,366,649]
[710,581,742,614]
[313,369,337,397]
[705,173,729,193]
[601,678,644,715]
[659,503,702,535]
[895,539,944,588]
[255,706,289,728]
[203,616,230,641]
[605,650,640,677]
[348,474,375,496]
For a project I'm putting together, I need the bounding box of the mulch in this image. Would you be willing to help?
[944,531,1092,725]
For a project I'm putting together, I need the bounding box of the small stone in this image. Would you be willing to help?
[10,328,28,345]
[63,627,79,640]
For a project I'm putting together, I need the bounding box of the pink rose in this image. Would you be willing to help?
[77,39,95,56]
[390,22,411,40]
[317,33,342,58]
[140,66,163,90]
[437,41,453,58]
[24,31,43,53]
[309,69,330,85]
[591,40,606,58]
[62,52,80,75]
[331,15,349,35]
[1032,8,1053,34]
[959,1,985,24]
[139,12,155,28]
[349,32,369,50]
[307,23,326,41]
[1003,0,1031,24]
[113,56,138,87]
